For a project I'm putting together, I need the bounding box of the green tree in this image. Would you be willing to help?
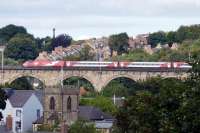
[101,78,141,97]
[176,24,200,43]
[5,33,38,61]
[69,120,99,133]
[178,54,200,132]
[10,77,33,90]
[109,33,129,55]
[80,45,95,60]
[35,36,53,52]
[111,49,150,61]
[101,80,128,97]
[166,31,178,45]
[115,77,194,133]
[0,24,27,44]
[0,88,7,120]
[52,34,72,49]
[42,36,53,52]
[80,96,117,114]
[148,31,167,48]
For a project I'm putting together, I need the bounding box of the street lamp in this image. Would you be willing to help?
[0,46,5,84]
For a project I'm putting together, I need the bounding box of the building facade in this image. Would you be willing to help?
[0,90,43,133]
[43,85,79,125]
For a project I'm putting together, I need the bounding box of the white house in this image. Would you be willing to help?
[0,89,43,133]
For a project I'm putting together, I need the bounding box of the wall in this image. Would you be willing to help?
[1,100,23,133]
[22,94,43,132]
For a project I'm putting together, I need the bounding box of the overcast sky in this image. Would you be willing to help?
[0,0,200,40]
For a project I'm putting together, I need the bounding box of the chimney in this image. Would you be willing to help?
[53,28,55,39]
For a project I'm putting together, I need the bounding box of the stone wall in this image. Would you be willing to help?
[43,86,79,125]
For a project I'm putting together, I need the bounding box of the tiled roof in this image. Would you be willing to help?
[78,106,113,121]
[4,89,43,108]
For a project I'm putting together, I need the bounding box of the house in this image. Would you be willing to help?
[129,34,149,49]
[79,106,114,133]
[0,89,43,133]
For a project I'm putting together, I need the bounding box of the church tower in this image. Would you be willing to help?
[43,85,79,125]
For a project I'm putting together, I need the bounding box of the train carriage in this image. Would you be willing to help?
[23,60,192,69]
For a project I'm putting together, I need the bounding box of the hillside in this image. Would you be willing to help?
[1,24,200,65]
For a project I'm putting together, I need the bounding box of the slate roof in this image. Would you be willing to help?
[78,106,113,121]
[4,89,43,108]
[34,90,44,105]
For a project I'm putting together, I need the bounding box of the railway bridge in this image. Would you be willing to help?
[1,66,189,91]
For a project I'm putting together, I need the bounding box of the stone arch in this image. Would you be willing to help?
[63,74,97,91]
[8,73,45,90]
[8,73,45,85]
[102,74,142,90]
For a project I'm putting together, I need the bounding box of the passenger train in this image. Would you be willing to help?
[22,60,192,69]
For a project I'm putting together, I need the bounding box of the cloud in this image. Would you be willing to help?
[1,0,200,17]
[0,0,200,39]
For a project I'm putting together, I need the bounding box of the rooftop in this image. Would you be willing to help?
[4,89,43,108]
[78,106,113,121]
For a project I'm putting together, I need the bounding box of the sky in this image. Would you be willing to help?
[0,0,200,40]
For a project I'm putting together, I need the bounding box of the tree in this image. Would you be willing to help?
[0,24,27,44]
[176,24,200,43]
[111,49,150,62]
[177,52,200,132]
[35,36,53,52]
[0,88,7,120]
[108,33,129,55]
[166,31,178,45]
[52,34,72,49]
[80,96,117,114]
[10,77,33,90]
[115,77,196,133]
[79,45,95,60]
[5,33,38,61]
[101,80,129,97]
[148,31,168,48]
[101,78,141,97]
[69,120,99,133]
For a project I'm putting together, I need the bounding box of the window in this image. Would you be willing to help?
[15,121,21,132]
[16,110,21,117]
[50,97,55,110]
[67,96,72,112]
[36,109,40,119]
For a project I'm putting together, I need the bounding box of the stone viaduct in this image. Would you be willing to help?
[1,67,189,91]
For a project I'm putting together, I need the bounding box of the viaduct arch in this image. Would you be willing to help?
[1,69,188,92]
